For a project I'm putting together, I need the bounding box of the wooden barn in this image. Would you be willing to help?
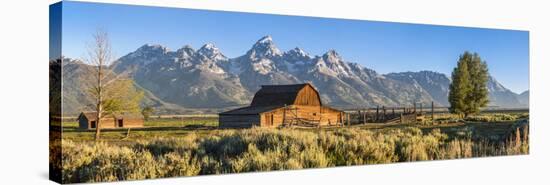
[219,83,345,128]
[77,112,144,129]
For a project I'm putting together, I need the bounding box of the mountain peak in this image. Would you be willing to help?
[197,43,227,61]
[323,49,342,62]
[138,44,169,53]
[487,76,510,93]
[176,45,195,59]
[284,47,311,60]
[247,35,282,58]
[198,43,219,53]
[257,35,273,44]
[128,44,170,59]
[325,49,339,56]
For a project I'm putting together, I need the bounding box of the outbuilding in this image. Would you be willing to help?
[77,112,144,129]
[219,83,345,128]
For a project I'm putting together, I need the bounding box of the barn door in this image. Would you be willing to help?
[118,119,124,127]
[265,114,273,126]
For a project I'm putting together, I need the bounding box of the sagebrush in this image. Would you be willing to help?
[60,126,528,183]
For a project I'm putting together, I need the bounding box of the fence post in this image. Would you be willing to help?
[431,101,435,124]
[382,106,386,121]
[363,110,367,124]
[347,113,350,126]
[376,105,379,122]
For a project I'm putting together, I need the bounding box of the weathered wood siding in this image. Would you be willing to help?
[219,114,261,128]
[294,85,321,106]
[257,105,343,127]
[319,106,342,126]
[78,117,144,129]
[120,118,144,128]
[260,108,286,127]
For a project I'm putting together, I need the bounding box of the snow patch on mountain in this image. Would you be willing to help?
[252,59,274,74]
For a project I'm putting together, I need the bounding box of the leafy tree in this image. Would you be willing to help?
[448,51,489,118]
[448,54,471,118]
[101,79,144,115]
[465,53,489,115]
[141,106,155,121]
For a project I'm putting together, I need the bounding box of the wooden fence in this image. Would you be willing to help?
[342,101,436,125]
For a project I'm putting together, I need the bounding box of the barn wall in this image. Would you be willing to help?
[319,107,343,126]
[97,118,117,128]
[294,85,321,106]
[122,118,144,128]
[219,114,260,128]
[77,114,144,129]
[294,105,321,122]
[260,108,287,127]
[258,105,343,127]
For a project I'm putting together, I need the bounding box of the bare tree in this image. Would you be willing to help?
[84,29,144,140]
[85,30,113,140]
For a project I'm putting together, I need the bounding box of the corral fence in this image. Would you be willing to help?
[340,102,528,125]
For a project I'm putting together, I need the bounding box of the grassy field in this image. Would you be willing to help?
[56,113,529,183]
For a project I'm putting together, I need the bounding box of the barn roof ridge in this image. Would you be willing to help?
[251,83,319,107]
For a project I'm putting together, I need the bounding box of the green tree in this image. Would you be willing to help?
[448,51,489,118]
[448,54,471,118]
[465,53,489,115]
[101,79,144,115]
[141,106,155,121]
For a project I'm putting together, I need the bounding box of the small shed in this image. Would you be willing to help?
[219,83,345,128]
[77,112,144,129]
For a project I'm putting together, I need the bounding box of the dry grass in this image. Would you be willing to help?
[58,124,528,183]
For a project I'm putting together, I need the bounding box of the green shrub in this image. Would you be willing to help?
[464,113,518,122]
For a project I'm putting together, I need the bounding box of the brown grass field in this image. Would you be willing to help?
[54,112,529,183]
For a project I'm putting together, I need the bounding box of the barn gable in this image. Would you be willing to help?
[250,83,322,107]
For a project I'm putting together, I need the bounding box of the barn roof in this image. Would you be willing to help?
[250,83,321,107]
[78,112,143,121]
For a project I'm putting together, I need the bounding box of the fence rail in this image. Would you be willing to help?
[340,102,528,125]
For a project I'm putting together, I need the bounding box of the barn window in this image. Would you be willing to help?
[90,121,96,128]
[313,113,317,116]
[118,119,123,127]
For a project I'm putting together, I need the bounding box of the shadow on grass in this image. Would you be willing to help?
[62,125,218,133]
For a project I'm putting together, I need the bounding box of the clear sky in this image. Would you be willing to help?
[59,1,529,93]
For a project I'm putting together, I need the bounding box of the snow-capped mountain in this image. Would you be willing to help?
[61,35,528,114]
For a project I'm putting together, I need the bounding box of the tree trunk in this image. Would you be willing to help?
[95,63,103,141]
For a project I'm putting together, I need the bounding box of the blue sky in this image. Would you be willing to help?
[59,1,529,93]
